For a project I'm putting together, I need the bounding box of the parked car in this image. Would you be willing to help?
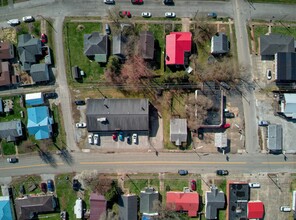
[7,157,18,163]
[112,133,117,141]
[258,120,269,126]
[142,12,152,18]
[88,134,93,144]
[76,122,86,128]
[280,206,291,212]
[190,180,196,191]
[220,82,231,90]
[40,182,47,193]
[248,182,261,188]
[93,134,99,145]
[119,11,131,18]
[132,133,137,144]
[221,123,231,129]
[216,170,229,176]
[60,211,67,220]
[105,23,111,35]
[163,0,174,5]
[119,132,124,141]
[224,112,235,118]
[104,0,115,4]
[266,69,272,80]
[207,12,217,19]
[131,0,143,4]
[19,184,25,194]
[178,170,188,176]
[41,33,48,44]
[72,179,80,191]
[44,92,57,99]
[74,100,85,105]
[22,16,34,22]
[126,134,131,144]
[7,19,20,26]
[165,12,176,18]
[47,179,54,192]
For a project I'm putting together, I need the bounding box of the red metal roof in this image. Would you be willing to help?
[248,201,264,219]
[165,32,192,65]
[166,191,199,217]
[90,193,107,220]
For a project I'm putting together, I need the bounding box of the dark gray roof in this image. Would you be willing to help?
[170,119,187,145]
[86,98,149,132]
[260,34,294,56]
[30,63,49,82]
[119,194,138,220]
[112,34,123,56]
[15,195,57,220]
[72,66,81,79]
[211,33,229,54]
[0,119,22,142]
[268,124,282,152]
[228,183,249,220]
[17,34,42,71]
[84,32,108,61]
[275,52,296,81]
[140,31,154,59]
[140,187,159,215]
[205,186,225,219]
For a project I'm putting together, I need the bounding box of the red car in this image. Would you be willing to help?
[119,11,132,18]
[41,33,47,44]
[112,133,117,141]
[131,0,143,4]
[40,182,47,193]
[221,123,231,129]
[190,180,196,191]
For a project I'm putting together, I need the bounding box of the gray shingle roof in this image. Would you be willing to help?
[268,124,282,152]
[140,187,159,215]
[119,194,138,220]
[84,32,108,62]
[275,52,296,81]
[30,63,49,82]
[86,98,149,132]
[140,31,154,59]
[0,119,22,142]
[260,34,294,56]
[283,93,296,119]
[211,33,229,54]
[205,186,225,219]
[170,119,187,145]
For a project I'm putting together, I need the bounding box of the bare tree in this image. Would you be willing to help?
[192,16,216,48]
[79,170,99,192]
[106,6,121,34]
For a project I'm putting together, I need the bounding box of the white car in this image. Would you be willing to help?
[266,69,272,80]
[280,206,291,212]
[7,19,20,26]
[93,134,99,145]
[248,182,260,188]
[132,133,137,144]
[104,0,115,4]
[165,12,176,18]
[22,16,34,22]
[88,134,93,144]
[76,122,86,128]
[142,12,152,18]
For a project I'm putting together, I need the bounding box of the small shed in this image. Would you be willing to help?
[72,66,82,80]
[74,198,82,219]
[267,124,282,153]
[25,92,44,106]
[215,133,227,148]
[170,119,187,146]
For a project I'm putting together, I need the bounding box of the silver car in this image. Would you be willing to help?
[142,12,152,18]
[165,12,176,18]
[7,19,20,26]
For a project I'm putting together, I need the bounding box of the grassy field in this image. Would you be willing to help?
[124,178,160,195]
[1,140,16,155]
[164,179,189,191]
[271,26,296,38]
[11,175,42,197]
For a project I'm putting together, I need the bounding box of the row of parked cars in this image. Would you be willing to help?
[88,132,138,145]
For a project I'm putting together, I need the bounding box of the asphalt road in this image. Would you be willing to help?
[0,152,295,177]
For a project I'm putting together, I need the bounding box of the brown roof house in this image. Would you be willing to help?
[84,32,108,63]
[140,31,154,60]
[0,42,14,60]
[0,61,18,87]
[15,195,57,220]
[90,193,107,220]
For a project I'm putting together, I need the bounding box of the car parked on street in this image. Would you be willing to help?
[88,134,93,144]
[163,0,174,5]
[258,120,269,126]
[76,122,86,128]
[224,112,235,118]
[119,132,124,141]
[178,170,188,176]
[47,179,54,192]
[266,69,272,80]
[40,182,47,193]
[7,157,18,163]
[165,12,176,18]
[132,133,137,144]
[216,170,229,176]
[104,0,115,4]
[280,206,291,212]
[190,180,196,191]
[22,16,34,22]
[207,12,217,19]
[119,11,131,18]
[131,0,143,4]
[126,134,131,144]
[93,134,99,145]
[7,19,20,26]
[248,182,261,188]
[141,12,152,18]
[112,133,117,141]
[41,33,48,44]
[74,100,85,105]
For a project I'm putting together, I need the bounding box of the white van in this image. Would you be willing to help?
[280,206,291,212]
[105,24,111,35]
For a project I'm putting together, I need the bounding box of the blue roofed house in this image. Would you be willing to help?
[25,92,44,106]
[27,106,54,140]
[84,32,108,63]
[17,34,42,72]
[0,196,14,220]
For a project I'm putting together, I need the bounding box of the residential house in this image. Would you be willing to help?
[205,185,225,220]
[211,33,229,55]
[27,106,54,140]
[247,201,264,219]
[25,92,44,106]
[17,34,42,72]
[170,118,187,146]
[140,31,154,60]
[275,52,296,82]
[84,32,108,63]
[280,93,296,119]
[15,195,57,220]
[140,187,159,217]
[0,119,23,142]
[90,193,106,220]
[165,32,192,66]
[166,191,199,217]
[112,34,126,60]
[0,196,14,220]
[0,42,14,60]
[119,194,138,220]
[0,61,17,87]
[30,63,49,83]
[74,198,83,219]
[260,34,294,60]
[267,124,282,154]
[86,98,149,133]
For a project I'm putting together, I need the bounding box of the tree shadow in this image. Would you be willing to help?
[38,150,57,168]
[54,143,74,166]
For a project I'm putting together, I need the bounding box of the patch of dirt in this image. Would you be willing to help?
[0,28,17,44]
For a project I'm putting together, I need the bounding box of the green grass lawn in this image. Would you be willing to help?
[253,25,268,52]
[51,104,66,149]
[164,179,189,191]
[271,26,296,38]
[250,0,296,3]
[124,178,159,195]
[64,21,105,85]
[11,175,42,197]
[1,140,16,155]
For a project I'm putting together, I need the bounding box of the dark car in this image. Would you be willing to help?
[60,211,67,220]
[41,33,48,44]
[163,0,174,5]
[258,120,269,126]
[44,92,57,99]
[178,170,188,176]
[224,112,235,118]
[220,82,231,90]
[207,12,217,19]
[40,182,47,193]
[7,157,18,163]
[216,170,229,176]
[131,0,143,4]
[72,179,80,191]
[190,180,196,191]
[74,100,85,105]
[47,179,54,192]
[126,134,131,144]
